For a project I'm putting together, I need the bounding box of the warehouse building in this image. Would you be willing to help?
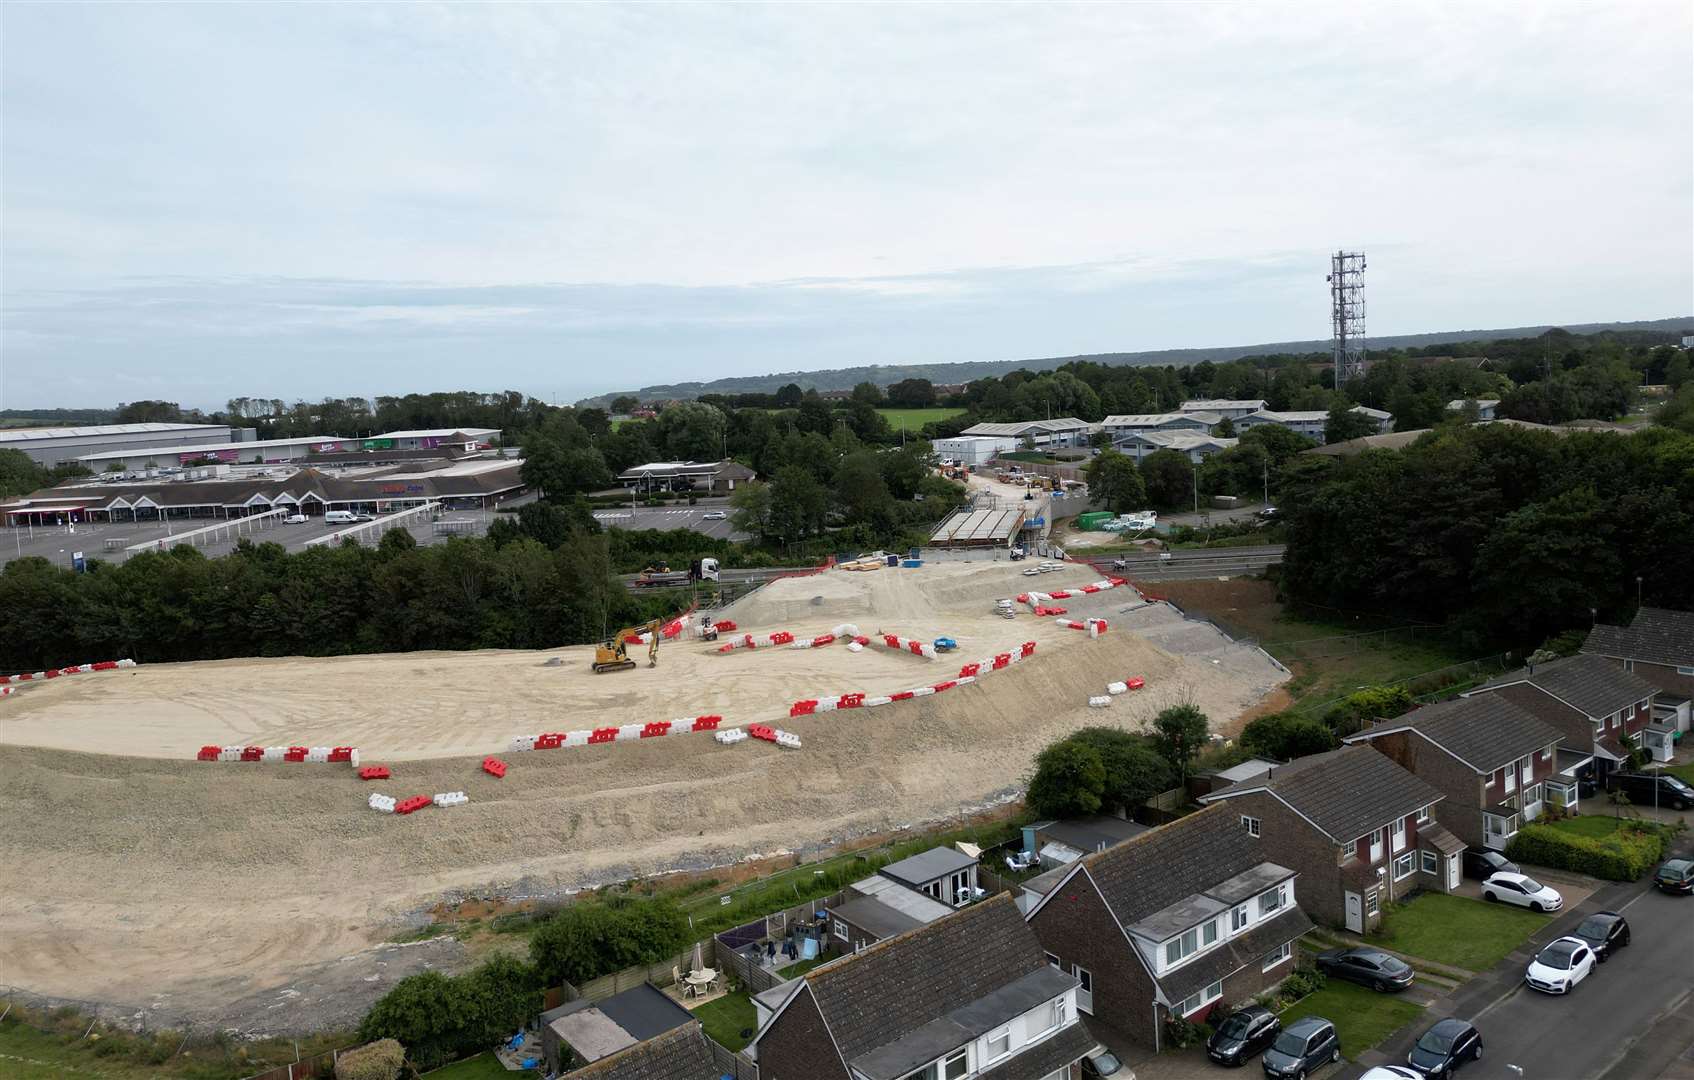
[1233,405,1393,442]
[955,418,1092,448]
[1111,430,1239,464]
[616,459,756,494]
[930,435,1016,466]
[71,428,500,469]
[0,422,235,467]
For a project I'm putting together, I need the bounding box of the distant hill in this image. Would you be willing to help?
[578,316,1693,406]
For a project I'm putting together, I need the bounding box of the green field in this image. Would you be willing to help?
[1277,981,1424,1059]
[876,407,964,428]
[1371,892,1549,972]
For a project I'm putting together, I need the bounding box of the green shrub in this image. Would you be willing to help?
[1505,822,1665,881]
[1276,966,1328,1003]
[336,1038,404,1080]
[1164,1015,1206,1049]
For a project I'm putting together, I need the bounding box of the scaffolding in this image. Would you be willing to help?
[1328,251,1368,389]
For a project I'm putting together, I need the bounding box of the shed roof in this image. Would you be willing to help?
[880,845,976,886]
[564,1022,718,1080]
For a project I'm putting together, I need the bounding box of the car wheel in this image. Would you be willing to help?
[1294,1070,1306,1080]
[1474,1043,1483,1061]
[1376,979,1392,992]
[1484,890,1498,903]
[1530,902,1543,912]
[1331,1048,1340,1063]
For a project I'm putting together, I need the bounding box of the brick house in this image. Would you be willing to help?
[563,1022,718,1080]
[1467,653,1659,783]
[1200,745,1461,934]
[1583,607,1694,733]
[749,894,1094,1080]
[1023,803,1314,1052]
[1343,694,1566,852]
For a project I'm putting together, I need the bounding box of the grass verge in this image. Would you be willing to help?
[422,1051,533,1078]
[1278,981,1424,1060]
[692,991,757,1052]
[0,1010,350,1080]
[1370,893,1549,972]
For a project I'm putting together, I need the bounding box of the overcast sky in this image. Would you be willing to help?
[3,2,1690,411]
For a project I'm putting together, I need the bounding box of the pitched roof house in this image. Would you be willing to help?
[1201,746,1460,933]
[1468,653,1659,775]
[1582,607,1694,732]
[563,1022,720,1080]
[1024,802,1314,1051]
[750,894,1093,1080]
[1345,695,1568,851]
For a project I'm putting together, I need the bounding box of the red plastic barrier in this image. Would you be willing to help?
[240,746,264,762]
[1108,577,1128,586]
[838,693,866,709]
[1127,677,1145,690]
[717,643,736,653]
[748,724,777,743]
[908,641,925,655]
[715,619,737,632]
[1048,590,1072,600]
[44,669,61,679]
[853,635,870,646]
[933,680,957,693]
[589,727,618,744]
[197,745,220,761]
[958,662,982,678]
[623,634,644,645]
[993,653,1011,669]
[690,715,723,731]
[790,700,818,717]
[771,631,795,645]
[1020,642,1037,657]
[358,766,391,781]
[15,673,33,681]
[0,676,10,685]
[883,634,901,648]
[483,757,508,778]
[641,721,673,738]
[890,690,915,701]
[328,747,355,763]
[810,634,837,648]
[1015,593,1029,603]
[285,746,308,762]
[92,660,118,671]
[535,732,562,750]
[394,795,431,815]
[1048,606,1067,615]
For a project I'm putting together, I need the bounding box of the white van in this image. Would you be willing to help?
[324,510,358,525]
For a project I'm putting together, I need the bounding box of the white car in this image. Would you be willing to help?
[1525,936,1595,994]
[1360,1068,1424,1080]
[1022,568,1041,576]
[1481,871,1563,912]
[283,513,308,524]
[701,511,727,520]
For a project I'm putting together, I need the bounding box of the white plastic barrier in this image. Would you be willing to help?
[616,723,644,742]
[369,793,397,813]
[865,695,892,707]
[348,749,360,769]
[847,642,864,653]
[219,746,242,762]
[830,623,861,638]
[433,791,469,807]
[509,735,537,752]
[911,686,936,697]
[262,746,286,762]
[1107,681,1128,695]
[715,728,749,745]
[1088,695,1112,708]
[117,659,137,668]
[564,730,591,747]
[775,730,803,749]
[873,634,938,659]
[307,747,330,763]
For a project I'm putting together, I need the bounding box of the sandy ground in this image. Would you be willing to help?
[0,561,1286,1031]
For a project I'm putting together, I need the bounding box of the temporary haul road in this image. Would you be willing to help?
[0,561,1287,1030]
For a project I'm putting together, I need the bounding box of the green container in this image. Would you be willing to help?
[1077,511,1114,530]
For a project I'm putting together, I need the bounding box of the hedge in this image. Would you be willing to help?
[1505,822,1666,881]
[335,1038,403,1080]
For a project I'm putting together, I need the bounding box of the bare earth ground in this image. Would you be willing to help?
[0,562,1286,1032]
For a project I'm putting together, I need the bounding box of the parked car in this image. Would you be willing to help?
[1206,1005,1281,1067]
[1525,936,1596,994]
[1607,771,1694,811]
[701,511,727,520]
[1654,858,1694,895]
[1261,1016,1339,1080]
[1463,849,1518,881]
[1315,946,1415,992]
[1360,1069,1424,1080]
[1572,911,1631,961]
[1256,506,1281,521]
[1080,1045,1133,1078]
[352,513,374,522]
[1407,1018,1482,1077]
[283,513,308,524]
[1481,872,1563,912]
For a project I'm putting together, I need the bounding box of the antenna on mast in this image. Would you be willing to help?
[1328,251,1368,390]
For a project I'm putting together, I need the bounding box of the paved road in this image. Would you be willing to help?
[1342,822,1694,1080]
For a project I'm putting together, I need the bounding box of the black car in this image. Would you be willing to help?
[1655,858,1694,894]
[1573,911,1631,961]
[1262,1016,1339,1080]
[1463,849,1518,881]
[1408,1017,1482,1077]
[1315,946,1415,992]
[1607,772,1694,810]
[1207,1005,1282,1067]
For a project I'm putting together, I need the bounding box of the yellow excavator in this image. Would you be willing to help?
[593,618,663,674]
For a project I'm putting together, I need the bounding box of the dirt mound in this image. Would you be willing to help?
[719,561,1102,629]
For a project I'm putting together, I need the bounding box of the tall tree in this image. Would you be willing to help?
[1139,450,1195,510]
[1150,703,1210,781]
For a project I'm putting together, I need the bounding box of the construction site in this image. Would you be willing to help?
[0,559,1288,1028]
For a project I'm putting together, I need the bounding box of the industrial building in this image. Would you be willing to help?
[1233,405,1393,442]
[0,422,235,467]
[1,458,527,526]
[929,435,1016,466]
[1110,431,1239,464]
[955,418,1092,448]
[70,427,500,469]
[1178,399,1268,420]
[1096,412,1222,439]
[616,459,756,494]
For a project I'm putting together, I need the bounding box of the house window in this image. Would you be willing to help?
[1365,890,1380,916]
[1242,815,1261,838]
[923,881,943,900]
[1258,885,1286,917]
[1043,996,1069,1032]
[1678,666,1694,676]
[1231,904,1249,932]
[943,1048,968,1080]
[1165,922,1214,967]
[1540,747,1552,762]
[986,1027,1011,1060]
[1504,766,1516,794]
[1342,839,1357,862]
[1592,719,1605,737]
[1392,818,1407,852]
[1393,852,1414,881]
[1416,804,1432,824]
[1369,829,1384,861]
[834,919,848,941]
[1422,850,1438,874]
[1524,782,1543,806]
[1262,941,1292,971]
[1045,951,1061,970]
[1177,980,1223,1017]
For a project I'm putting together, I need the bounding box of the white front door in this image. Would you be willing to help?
[1392,818,1407,853]
[1447,855,1460,891]
[1344,891,1363,933]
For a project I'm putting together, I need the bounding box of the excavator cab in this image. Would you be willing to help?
[592,619,662,674]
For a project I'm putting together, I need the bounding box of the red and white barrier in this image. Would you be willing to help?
[508,715,726,754]
[786,641,1040,718]
[1024,578,1131,611]
[195,743,359,764]
[717,630,798,652]
[1,658,134,689]
[873,634,937,659]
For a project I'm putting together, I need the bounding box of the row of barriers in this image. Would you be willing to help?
[1020,576,1134,609]
[508,715,724,754]
[0,658,134,686]
[788,641,1039,718]
[196,745,360,765]
[368,792,464,815]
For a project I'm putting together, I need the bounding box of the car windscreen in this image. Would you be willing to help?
[1417,1027,1457,1054]
[1271,1031,1308,1056]
[1518,876,1544,892]
[1090,1052,1121,1072]
[1576,917,1609,939]
[1537,942,1578,969]
[1667,778,1694,795]
[1216,1013,1255,1038]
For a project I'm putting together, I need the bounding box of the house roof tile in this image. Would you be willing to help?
[1582,608,1694,668]
[1474,653,1659,718]
[1207,745,1444,843]
[1351,695,1564,772]
[565,1022,718,1080]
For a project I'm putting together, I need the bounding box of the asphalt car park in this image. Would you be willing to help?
[591,503,748,541]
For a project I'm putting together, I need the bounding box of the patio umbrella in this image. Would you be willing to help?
[692,940,703,974]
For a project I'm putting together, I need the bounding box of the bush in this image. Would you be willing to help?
[1321,685,1414,737]
[1505,822,1666,881]
[1164,1014,1206,1049]
[529,895,691,987]
[1275,966,1327,1005]
[1024,740,1107,819]
[1241,712,1336,760]
[336,1038,404,1080]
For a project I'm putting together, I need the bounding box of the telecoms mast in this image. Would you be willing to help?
[1328,251,1367,389]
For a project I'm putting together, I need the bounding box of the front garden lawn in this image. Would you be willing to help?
[423,1053,528,1079]
[693,991,757,1052]
[1371,892,1549,972]
[1278,981,1424,1060]
[1546,815,1637,838]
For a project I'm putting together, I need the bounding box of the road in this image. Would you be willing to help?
[1343,821,1694,1080]
[1079,545,1286,582]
